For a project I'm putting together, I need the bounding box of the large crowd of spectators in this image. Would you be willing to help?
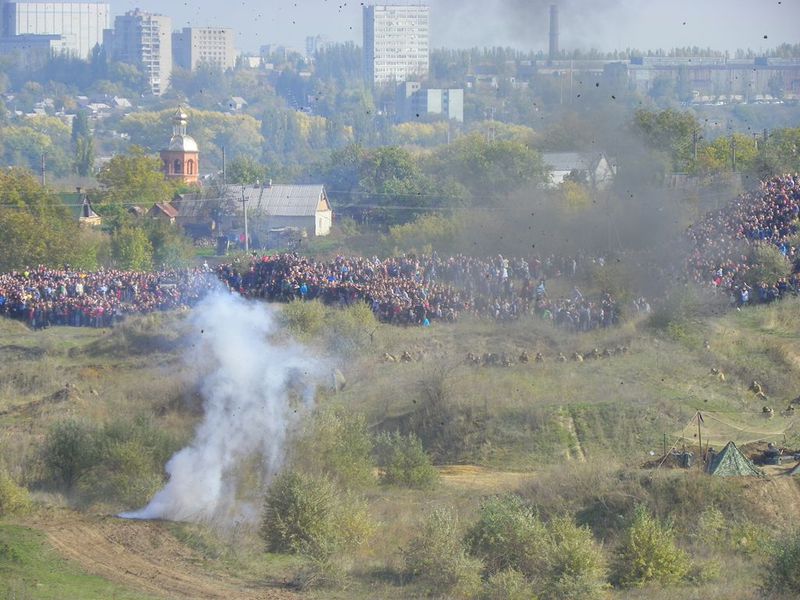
[0,253,623,331]
[217,252,623,330]
[0,268,216,329]
[686,174,800,305]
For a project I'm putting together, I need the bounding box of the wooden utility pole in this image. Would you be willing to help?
[241,185,249,253]
[40,153,46,186]
[696,411,703,461]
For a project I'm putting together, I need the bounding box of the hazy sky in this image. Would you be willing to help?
[116,0,799,55]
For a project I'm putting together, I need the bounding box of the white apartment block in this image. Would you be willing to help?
[172,27,236,72]
[363,4,429,87]
[105,9,172,96]
[2,1,110,58]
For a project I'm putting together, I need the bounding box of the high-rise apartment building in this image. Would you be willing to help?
[105,9,172,96]
[363,4,429,87]
[172,27,236,72]
[1,1,109,58]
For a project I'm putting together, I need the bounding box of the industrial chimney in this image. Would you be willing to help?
[549,4,559,64]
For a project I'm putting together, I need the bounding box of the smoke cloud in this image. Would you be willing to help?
[431,0,628,52]
[120,291,323,524]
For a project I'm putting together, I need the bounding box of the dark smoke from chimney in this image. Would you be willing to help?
[549,3,559,62]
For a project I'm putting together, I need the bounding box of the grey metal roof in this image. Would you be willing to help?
[543,152,601,172]
[228,184,329,217]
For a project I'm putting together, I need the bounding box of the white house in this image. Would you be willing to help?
[227,183,332,242]
[543,152,616,190]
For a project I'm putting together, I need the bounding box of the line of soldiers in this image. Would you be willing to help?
[465,346,630,367]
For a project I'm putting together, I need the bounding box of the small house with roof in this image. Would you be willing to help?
[543,152,615,190]
[216,183,332,246]
[148,202,179,224]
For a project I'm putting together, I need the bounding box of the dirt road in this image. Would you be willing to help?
[27,509,297,600]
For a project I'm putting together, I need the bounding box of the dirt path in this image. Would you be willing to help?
[27,510,296,600]
[437,465,534,492]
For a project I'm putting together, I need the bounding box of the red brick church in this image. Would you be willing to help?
[161,107,199,185]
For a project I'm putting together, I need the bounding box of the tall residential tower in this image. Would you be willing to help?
[363,4,429,87]
[104,9,172,96]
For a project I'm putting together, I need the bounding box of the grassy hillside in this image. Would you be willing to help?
[2,298,800,598]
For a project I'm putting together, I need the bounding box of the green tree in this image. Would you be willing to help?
[226,155,268,185]
[0,168,89,270]
[111,226,154,270]
[614,505,690,588]
[746,243,792,287]
[374,431,439,489]
[42,421,97,490]
[71,110,94,176]
[763,529,800,596]
[633,108,700,172]
[144,220,194,269]
[430,133,546,205]
[96,146,175,214]
[465,494,546,576]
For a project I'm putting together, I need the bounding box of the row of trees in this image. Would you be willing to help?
[0,167,193,272]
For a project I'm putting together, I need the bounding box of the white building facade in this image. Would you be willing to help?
[2,1,110,58]
[172,27,236,72]
[363,4,429,87]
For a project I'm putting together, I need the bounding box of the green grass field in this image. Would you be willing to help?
[1,297,800,598]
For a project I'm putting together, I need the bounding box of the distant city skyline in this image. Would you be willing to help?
[113,0,796,56]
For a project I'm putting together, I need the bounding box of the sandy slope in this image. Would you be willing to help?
[27,509,296,600]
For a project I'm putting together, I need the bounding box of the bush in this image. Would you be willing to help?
[324,301,378,356]
[614,505,690,588]
[280,300,327,339]
[465,494,545,576]
[77,440,163,508]
[763,529,800,595]
[746,243,791,287]
[404,507,483,598]
[539,517,607,600]
[292,408,375,490]
[261,469,373,558]
[42,420,97,490]
[374,431,438,489]
[0,469,31,517]
[262,470,339,555]
[483,568,537,600]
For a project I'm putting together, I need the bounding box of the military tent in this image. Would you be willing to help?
[706,441,763,477]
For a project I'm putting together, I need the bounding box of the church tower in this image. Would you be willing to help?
[161,107,199,184]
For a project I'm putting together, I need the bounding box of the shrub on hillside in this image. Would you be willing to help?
[42,420,97,490]
[280,300,327,339]
[762,529,800,596]
[77,440,163,508]
[483,568,537,600]
[614,505,690,588]
[0,469,31,517]
[261,469,372,555]
[293,407,375,489]
[374,431,438,489]
[465,494,545,576]
[403,507,483,598]
[538,517,607,600]
[324,301,377,356]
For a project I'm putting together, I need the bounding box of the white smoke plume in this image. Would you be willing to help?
[120,291,323,523]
